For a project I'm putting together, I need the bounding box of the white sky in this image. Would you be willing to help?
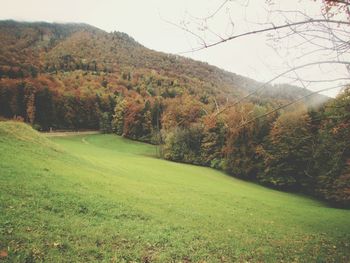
[1,0,349,97]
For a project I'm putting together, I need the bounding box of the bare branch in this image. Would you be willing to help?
[190,0,230,21]
[326,0,350,6]
[177,18,350,54]
[215,60,350,116]
[159,14,208,47]
[284,76,350,83]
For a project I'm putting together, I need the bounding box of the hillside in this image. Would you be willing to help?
[0,20,247,99]
[0,121,349,262]
[0,20,348,207]
[0,21,328,128]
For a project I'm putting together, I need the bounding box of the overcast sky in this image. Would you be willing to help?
[1,0,349,97]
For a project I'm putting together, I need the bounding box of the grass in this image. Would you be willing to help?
[0,121,349,262]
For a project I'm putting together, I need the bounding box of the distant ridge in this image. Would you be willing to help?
[0,20,329,104]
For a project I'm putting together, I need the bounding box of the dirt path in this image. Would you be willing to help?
[42,131,100,137]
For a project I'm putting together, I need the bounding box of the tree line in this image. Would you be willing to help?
[161,89,350,208]
[0,78,348,207]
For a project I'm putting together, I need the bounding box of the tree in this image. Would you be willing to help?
[112,96,126,135]
[16,83,26,119]
[200,115,226,168]
[34,87,53,130]
[259,110,314,190]
[0,86,14,118]
[141,100,153,141]
[25,85,36,125]
[162,124,204,164]
[220,103,272,180]
[161,94,205,130]
[99,112,112,133]
[312,88,350,206]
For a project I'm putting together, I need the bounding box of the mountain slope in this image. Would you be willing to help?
[0,20,328,102]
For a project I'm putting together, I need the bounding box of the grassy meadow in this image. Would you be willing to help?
[0,121,349,262]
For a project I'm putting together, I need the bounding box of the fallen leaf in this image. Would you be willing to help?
[53,242,61,248]
[0,250,8,258]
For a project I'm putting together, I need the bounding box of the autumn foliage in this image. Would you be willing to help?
[0,21,348,207]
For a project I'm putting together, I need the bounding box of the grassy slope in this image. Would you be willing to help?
[0,122,349,262]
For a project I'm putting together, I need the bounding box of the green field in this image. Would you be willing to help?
[0,122,349,262]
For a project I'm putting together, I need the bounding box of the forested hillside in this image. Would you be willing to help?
[0,20,348,207]
[0,20,327,129]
